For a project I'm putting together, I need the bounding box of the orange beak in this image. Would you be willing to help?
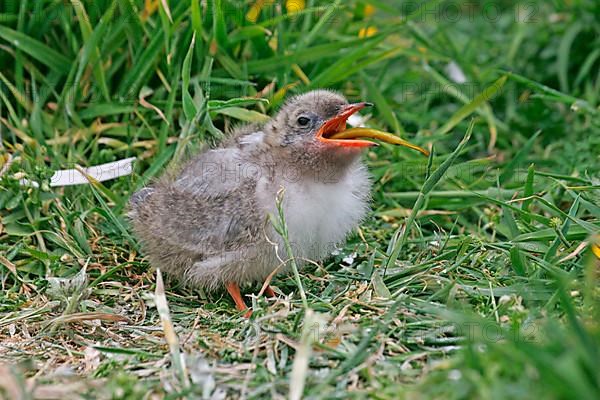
[316,102,377,148]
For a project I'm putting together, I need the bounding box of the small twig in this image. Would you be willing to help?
[155,268,190,388]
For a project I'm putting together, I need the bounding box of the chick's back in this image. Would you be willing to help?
[128,147,266,283]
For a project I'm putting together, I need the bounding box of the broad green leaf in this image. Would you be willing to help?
[558,23,582,93]
[512,225,592,242]
[213,107,269,123]
[208,97,269,110]
[182,33,198,120]
[79,104,136,119]
[0,25,71,73]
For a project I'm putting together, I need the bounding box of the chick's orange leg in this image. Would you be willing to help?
[225,282,252,318]
[264,285,276,298]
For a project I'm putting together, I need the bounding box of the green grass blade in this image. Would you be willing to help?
[435,75,507,136]
[385,120,474,273]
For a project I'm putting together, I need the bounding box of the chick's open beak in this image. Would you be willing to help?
[316,102,376,148]
[316,102,430,156]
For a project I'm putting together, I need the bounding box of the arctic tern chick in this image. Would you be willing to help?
[130,90,380,315]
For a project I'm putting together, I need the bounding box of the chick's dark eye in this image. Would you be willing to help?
[297,116,310,126]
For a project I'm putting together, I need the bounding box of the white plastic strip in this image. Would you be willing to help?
[19,157,135,187]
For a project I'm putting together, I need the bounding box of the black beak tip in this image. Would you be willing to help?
[363,102,374,107]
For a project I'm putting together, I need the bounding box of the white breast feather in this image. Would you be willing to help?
[279,162,371,261]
